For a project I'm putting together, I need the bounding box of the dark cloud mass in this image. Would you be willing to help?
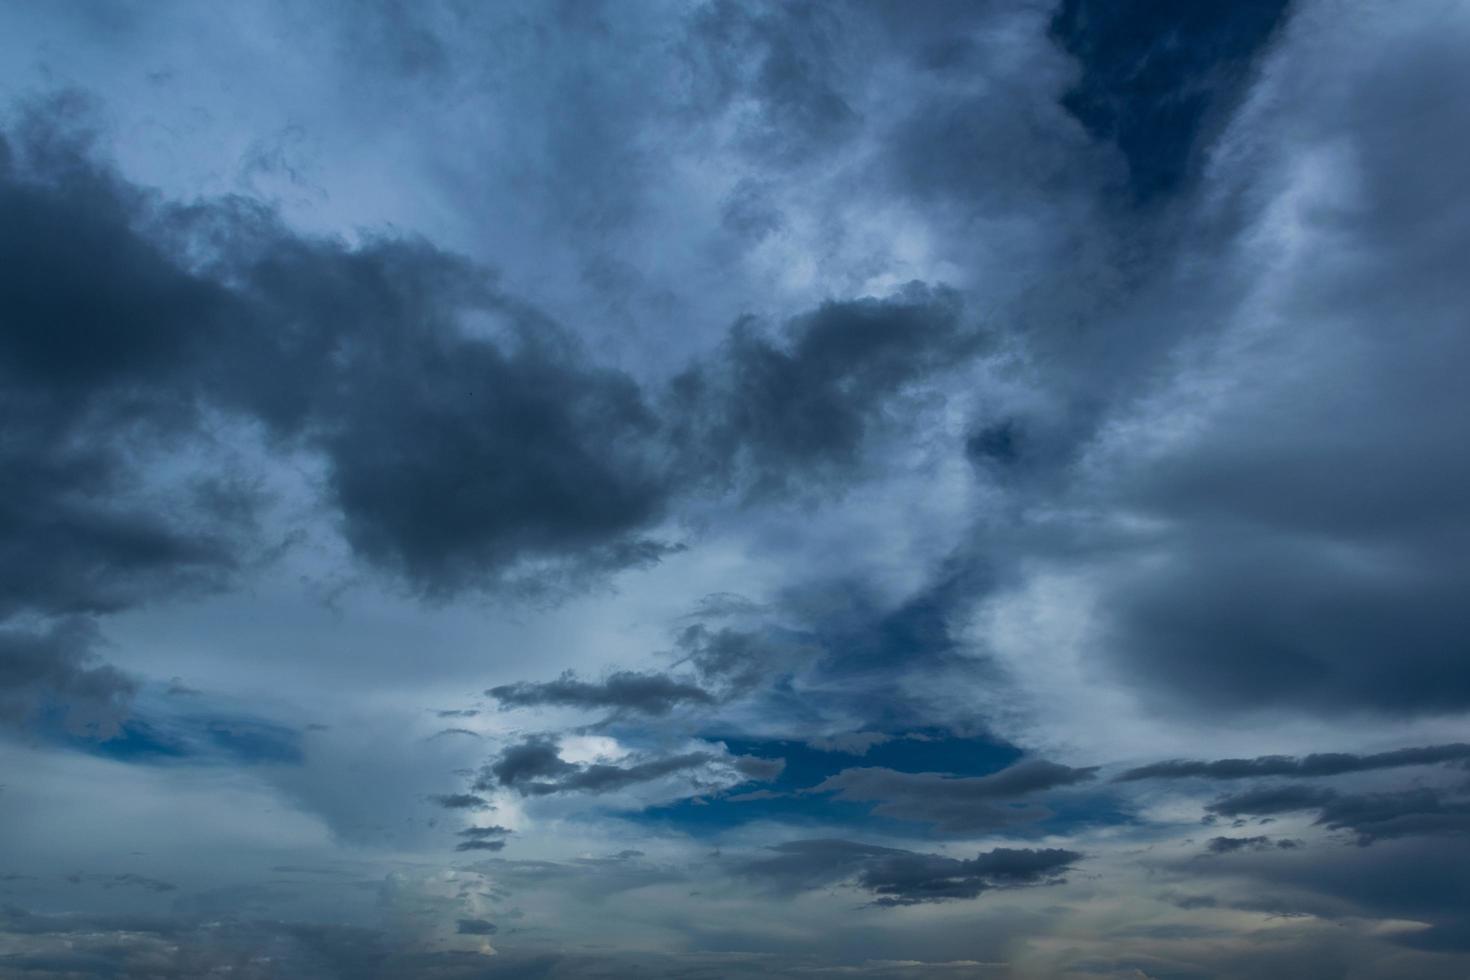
[429,794,491,811]
[454,826,512,853]
[455,917,496,936]
[0,617,134,737]
[1210,785,1470,847]
[1119,744,1470,783]
[1086,14,1470,716]
[737,839,1081,906]
[668,283,978,496]
[0,105,977,618]
[1205,836,1297,855]
[811,760,1098,832]
[488,670,714,716]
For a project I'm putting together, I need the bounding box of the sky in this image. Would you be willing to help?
[1,1,1469,977]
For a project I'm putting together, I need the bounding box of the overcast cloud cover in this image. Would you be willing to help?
[2,1,1469,977]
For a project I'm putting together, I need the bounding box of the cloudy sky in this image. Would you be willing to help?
[2,1,1469,977]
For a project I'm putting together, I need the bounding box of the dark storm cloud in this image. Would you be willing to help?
[1,97,990,752]
[1101,531,1470,716]
[0,617,135,738]
[488,670,715,716]
[457,826,511,839]
[1118,744,1470,782]
[1188,834,1470,959]
[1315,791,1470,846]
[306,301,674,597]
[482,736,576,789]
[0,104,251,622]
[858,846,1082,907]
[455,917,496,936]
[1084,20,1470,719]
[734,839,911,893]
[0,99,676,617]
[810,759,1097,832]
[668,283,977,498]
[1204,836,1297,855]
[428,794,491,811]
[1049,0,1293,201]
[454,826,511,852]
[736,838,1080,906]
[1,105,981,615]
[1202,783,1470,847]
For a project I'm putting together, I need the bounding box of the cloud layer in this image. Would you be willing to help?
[3,0,1470,976]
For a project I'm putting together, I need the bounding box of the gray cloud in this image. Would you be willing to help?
[1204,784,1470,847]
[488,670,714,717]
[668,283,979,498]
[454,826,512,853]
[481,736,576,790]
[428,794,491,811]
[1318,791,1470,847]
[1118,744,1470,782]
[672,624,771,693]
[810,759,1098,832]
[0,617,134,738]
[1082,15,1470,718]
[736,839,1080,906]
[859,846,1082,907]
[0,102,253,623]
[0,105,981,617]
[1204,836,1299,856]
[457,826,511,839]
